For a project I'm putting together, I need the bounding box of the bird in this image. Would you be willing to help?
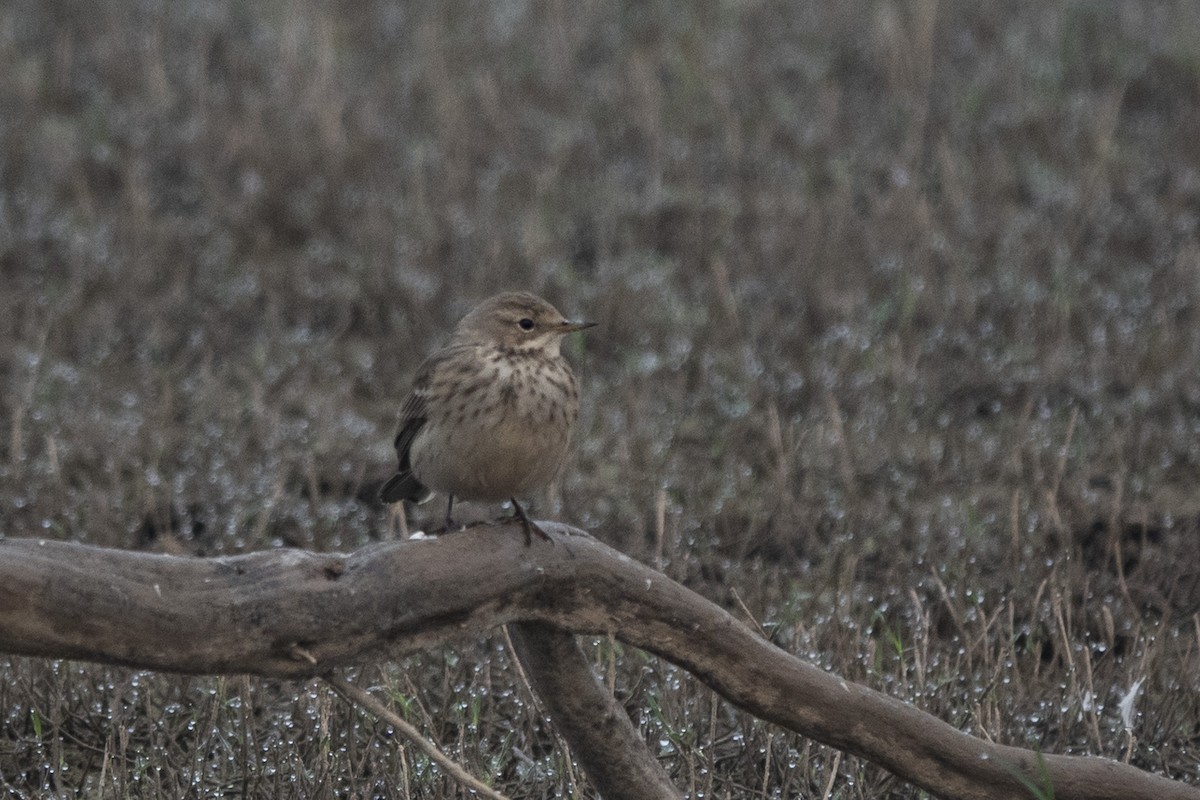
[380,291,595,545]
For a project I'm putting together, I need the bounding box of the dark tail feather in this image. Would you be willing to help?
[379,472,433,504]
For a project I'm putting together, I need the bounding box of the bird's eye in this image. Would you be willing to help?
[518,318,535,330]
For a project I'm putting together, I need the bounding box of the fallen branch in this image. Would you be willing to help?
[508,622,680,800]
[0,527,1194,800]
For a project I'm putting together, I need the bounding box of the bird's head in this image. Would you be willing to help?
[452,291,595,355]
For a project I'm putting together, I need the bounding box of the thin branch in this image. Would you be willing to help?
[321,671,510,800]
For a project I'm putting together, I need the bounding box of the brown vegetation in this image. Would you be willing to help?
[2,0,1200,797]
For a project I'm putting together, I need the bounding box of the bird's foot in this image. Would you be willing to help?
[510,498,552,546]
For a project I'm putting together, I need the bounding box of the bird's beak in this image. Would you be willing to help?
[559,320,597,333]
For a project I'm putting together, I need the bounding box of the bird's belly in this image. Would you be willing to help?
[408,414,570,502]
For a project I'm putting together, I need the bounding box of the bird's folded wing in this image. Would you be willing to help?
[380,345,474,504]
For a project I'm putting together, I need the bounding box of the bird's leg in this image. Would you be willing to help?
[510,497,552,546]
[444,495,458,532]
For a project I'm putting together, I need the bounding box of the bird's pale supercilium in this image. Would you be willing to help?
[380,291,594,545]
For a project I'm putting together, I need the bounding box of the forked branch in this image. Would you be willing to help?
[0,528,1193,800]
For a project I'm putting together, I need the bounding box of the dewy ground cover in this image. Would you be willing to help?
[1,1,1198,796]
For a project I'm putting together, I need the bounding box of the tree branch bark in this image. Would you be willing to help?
[0,526,1193,800]
[508,622,680,800]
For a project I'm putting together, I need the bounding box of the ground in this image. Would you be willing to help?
[1,1,1199,797]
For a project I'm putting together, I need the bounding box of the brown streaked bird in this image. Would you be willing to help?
[380,291,594,544]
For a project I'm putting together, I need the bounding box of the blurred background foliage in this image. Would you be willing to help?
[1,0,1199,797]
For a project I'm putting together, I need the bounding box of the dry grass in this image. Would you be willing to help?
[2,0,1200,797]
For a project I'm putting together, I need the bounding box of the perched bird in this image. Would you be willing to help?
[380,291,594,544]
